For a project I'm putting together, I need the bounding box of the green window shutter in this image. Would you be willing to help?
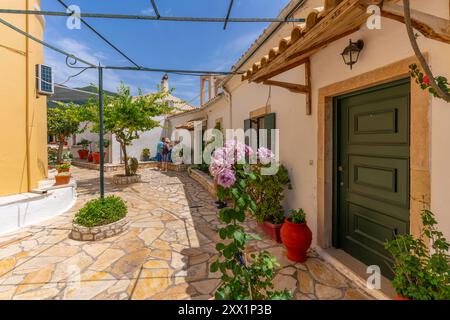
[264,113,276,150]
[244,118,251,146]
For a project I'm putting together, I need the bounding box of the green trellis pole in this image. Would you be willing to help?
[98,66,105,198]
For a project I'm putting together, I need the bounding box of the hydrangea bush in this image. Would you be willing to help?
[209,141,291,300]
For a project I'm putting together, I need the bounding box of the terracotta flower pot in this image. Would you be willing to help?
[92,151,106,164]
[57,168,70,173]
[280,218,312,262]
[78,149,89,160]
[393,295,411,300]
[87,153,94,162]
[55,175,71,186]
[259,220,283,243]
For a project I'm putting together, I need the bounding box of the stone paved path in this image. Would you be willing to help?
[0,167,373,300]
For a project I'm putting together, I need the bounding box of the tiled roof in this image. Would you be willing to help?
[241,0,369,83]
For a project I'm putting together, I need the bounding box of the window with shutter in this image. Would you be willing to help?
[244,113,276,150]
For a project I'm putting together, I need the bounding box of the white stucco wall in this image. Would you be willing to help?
[223,0,450,245]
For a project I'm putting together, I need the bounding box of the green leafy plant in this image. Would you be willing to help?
[209,142,292,300]
[77,139,90,149]
[47,102,88,164]
[289,209,306,224]
[385,209,450,300]
[56,163,71,170]
[409,64,449,101]
[74,196,127,227]
[84,83,172,176]
[246,164,291,224]
[56,171,71,177]
[142,148,150,159]
[129,157,139,175]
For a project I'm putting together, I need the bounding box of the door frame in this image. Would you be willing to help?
[331,78,411,249]
[317,55,430,249]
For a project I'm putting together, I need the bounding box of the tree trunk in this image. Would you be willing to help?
[121,142,130,176]
[57,135,65,164]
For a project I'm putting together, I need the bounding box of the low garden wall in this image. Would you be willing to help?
[72,160,188,172]
[188,167,216,198]
[71,217,129,241]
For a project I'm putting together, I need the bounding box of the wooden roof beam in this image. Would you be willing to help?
[262,80,308,93]
[359,0,450,44]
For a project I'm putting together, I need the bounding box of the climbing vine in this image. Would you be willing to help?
[209,141,292,300]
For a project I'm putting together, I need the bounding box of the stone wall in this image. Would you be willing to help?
[71,217,129,241]
[188,167,216,198]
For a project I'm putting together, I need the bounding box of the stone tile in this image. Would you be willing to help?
[191,279,220,295]
[273,274,297,292]
[131,269,170,300]
[297,270,314,294]
[305,258,348,288]
[315,284,343,300]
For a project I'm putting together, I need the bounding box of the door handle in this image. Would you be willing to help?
[338,165,344,172]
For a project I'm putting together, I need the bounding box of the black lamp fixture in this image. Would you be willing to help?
[341,39,364,69]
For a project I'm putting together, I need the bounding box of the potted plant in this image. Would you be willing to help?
[246,162,291,243]
[55,171,71,185]
[142,148,150,161]
[92,139,109,164]
[280,209,312,262]
[56,163,71,173]
[77,139,90,160]
[385,209,450,300]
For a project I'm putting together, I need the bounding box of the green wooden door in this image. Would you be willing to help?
[334,79,410,278]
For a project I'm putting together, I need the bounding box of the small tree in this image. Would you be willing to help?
[47,102,87,164]
[86,83,171,176]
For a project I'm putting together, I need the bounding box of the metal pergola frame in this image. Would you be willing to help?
[0,1,305,198]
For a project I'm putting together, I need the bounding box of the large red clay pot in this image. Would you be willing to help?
[280,218,312,262]
[259,220,283,243]
[92,151,107,164]
[78,149,89,160]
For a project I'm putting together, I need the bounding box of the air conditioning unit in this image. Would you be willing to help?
[36,64,54,95]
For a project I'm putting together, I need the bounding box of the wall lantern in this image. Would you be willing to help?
[341,39,364,69]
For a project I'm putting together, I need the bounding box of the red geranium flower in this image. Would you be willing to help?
[423,76,430,85]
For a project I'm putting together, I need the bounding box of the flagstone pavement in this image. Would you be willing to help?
[0,167,374,300]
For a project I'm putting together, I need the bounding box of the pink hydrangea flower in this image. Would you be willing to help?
[257,147,275,164]
[217,168,236,188]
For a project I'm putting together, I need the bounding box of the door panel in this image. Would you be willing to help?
[335,79,410,279]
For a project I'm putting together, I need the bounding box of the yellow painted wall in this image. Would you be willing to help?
[0,0,47,196]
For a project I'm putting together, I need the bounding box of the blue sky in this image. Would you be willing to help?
[42,0,290,105]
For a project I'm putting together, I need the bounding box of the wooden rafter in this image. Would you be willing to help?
[359,0,450,44]
[262,58,312,115]
[262,80,308,93]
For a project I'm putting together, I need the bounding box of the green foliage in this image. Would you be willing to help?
[84,82,172,176]
[289,209,306,224]
[246,164,291,224]
[56,171,71,177]
[142,148,150,158]
[74,196,127,227]
[385,209,450,300]
[409,64,449,101]
[129,157,139,175]
[48,102,87,163]
[211,164,292,300]
[56,163,71,170]
[77,139,90,149]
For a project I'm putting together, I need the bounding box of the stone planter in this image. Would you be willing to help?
[70,217,129,241]
[113,174,141,185]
